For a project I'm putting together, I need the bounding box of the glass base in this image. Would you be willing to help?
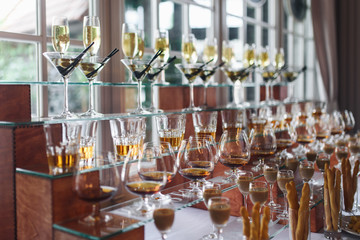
[52,110,78,119]
[78,213,113,226]
[79,109,104,117]
[182,106,202,112]
[267,201,281,210]
[150,192,172,204]
[277,210,289,220]
[130,201,155,218]
[146,106,164,113]
[260,99,280,106]
[200,233,217,240]
[130,108,152,115]
[284,96,299,103]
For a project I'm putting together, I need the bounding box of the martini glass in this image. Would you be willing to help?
[175,63,205,111]
[43,52,85,119]
[221,62,250,107]
[121,59,156,114]
[78,55,109,117]
[259,66,281,106]
[283,66,306,103]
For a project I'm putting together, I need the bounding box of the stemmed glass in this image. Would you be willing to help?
[175,63,205,111]
[263,163,280,210]
[218,130,251,183]
[136,29,145,60]
[51,16,69,56]
[121,53,161,114]
[222,40,235,66]
[154,29,170,83]
[274,48,285,70]
[330,110,345,137]
[249,120,277,172]
[78,52,117,117]
[83,16,101,57]
[259,65,281,106]
[182,33,198,64]
[249,181,269,210]
[299,161,315,205]
[208,197,231,240]
[199,62,224,108]
[121,23,138,83]
[342,109,356,133]
[43,52,85,119]
[122,145,168,217]
[201,183,222,239]
[294,117,316,155]
[203,37,218,65]
[277,170,294,220]
[221,62,250,107]
[145,141,177,202]
[177,138,215,199]
[153,200,175,240]
[236,170,253,213]
[73,152,120,225]
[243,43,256,68]
[283,67,306,103]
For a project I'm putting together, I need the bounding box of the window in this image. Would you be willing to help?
[0,0,321,117]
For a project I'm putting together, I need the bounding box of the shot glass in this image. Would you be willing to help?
[43,122,82,175]
[110,117,146,161]
[155,114,186,150]
[192,111,218,140]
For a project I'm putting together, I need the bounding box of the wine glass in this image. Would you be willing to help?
[43,52,85,119]
[257,46,270,69]
[218,130,251,183]
[175,63,205,111]
[83,16,101,57]
[274,122,296,159]
[154,29,170,83]
[122,23,138,83]
[78,55,109,117]
[208,196,231,240]
[203,37,218,66]
[222,40,235,65]
[155,114,186,151]
[121,59,155,114]
[249,119,277,172]
[199,65,219,108]
[201,183,222,239]
[259,65,281,106]
[274,48,285,70]
[182,33,198,64]
[243,43,256,68]
[294,116,316,155]
[177,138,215,199]
[136,29,145,60]
[282,67,306,103]
[122,145,168,217]
[236,170,253,213]
[51,16,69,55]
[144,141,177,202]
[299,161,315,205]
[221,62,250,107]
[249,181,269,210]
[263,163,280,210]
[73,152,120,225]
[342,109,356,133]
[277,169,294,220]
[153,200,175,240]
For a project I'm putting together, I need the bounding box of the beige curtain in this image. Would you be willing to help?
[311,0,338,111]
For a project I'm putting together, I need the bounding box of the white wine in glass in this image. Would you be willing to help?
[182,33,198,64]
[136,29,145,60]
[155,29,170,63]
[52,16,69,54]
[257,46,270,68]
[243,43,256,68]
[222,41,235,64]
[274,48,285,70]
[122,23,138,82]
[83,16,101,56]
[202,38,218,64]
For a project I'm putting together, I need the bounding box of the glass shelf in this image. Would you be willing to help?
[0,80,289,88]
[52,168,324,240]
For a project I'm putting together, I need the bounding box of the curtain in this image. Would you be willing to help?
[311,0,338,111]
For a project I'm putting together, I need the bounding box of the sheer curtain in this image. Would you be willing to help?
[311,0,338,111]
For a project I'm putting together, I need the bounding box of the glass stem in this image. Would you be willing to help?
[269,183,274,203]
[270,83,274,100]
[150,82,155,110]
[232,84,237,105]
[89,80,95,112]
[284,192,288,214]
[308,180,314,202]
[161,233,167,240]
[63,76,69,114]
[288,82,294,99]
[203,85,207,106]
[137,80,143,110]
[217,227,223,240]
[265,83,270,102]
[243,194,248,211]
[189,83,195,109]
[92,203,100,220]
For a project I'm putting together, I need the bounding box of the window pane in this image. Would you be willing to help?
[305,39,315,68]
[46,0,89,41]
[0,0,37,35]
[190,5,211,54]
[262,28,268,46]
[227,16,244,60]
[193,0,212,8]
[262,1,268,23]
[247,6,255,18]
[226,0,243,16]
[160,1,183,52]
[0,41,37,81]
[125,0,152,48]
[293,36,304,67]
[246,24,255,44]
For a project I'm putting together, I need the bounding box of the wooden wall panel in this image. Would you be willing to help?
[0,85,31,121]
[16,173,52,240]
[0,128,16,239]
